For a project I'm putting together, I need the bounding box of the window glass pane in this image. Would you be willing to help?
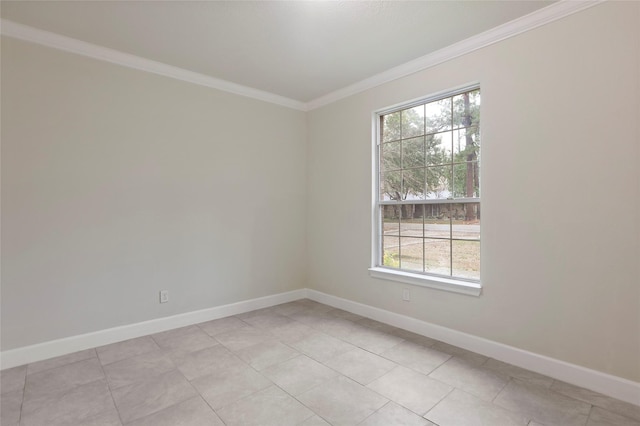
[402,137,425,169]
[424,226,450,240]
[425,238,451,275]
[382,141,401,172]
[403,168,426,200]
[453,127,479,160]
[424,204,451,238]
[451,203,480,240]
[452,240,480,280]
[382,111,401,142]
[400,237,423,272]
[377,87,480,282]
[424,205,451,239]
[381,206,400,236]
[426,132,452,166]
[426,165,452,199]
[453,90,480,129]
[402,105,425,139]
[382,236,400,268]
[400,205,423,237]
[381,171,402,201]
[426,98,452,133]
[453,162,480,198]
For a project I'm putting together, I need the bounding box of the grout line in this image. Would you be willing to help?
[423,386,456,423]
[95,355,125,426]
[491,376,511,403]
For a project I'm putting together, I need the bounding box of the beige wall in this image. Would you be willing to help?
[2,2,639,383]
[307,2,640,382]
[1,38,307,350]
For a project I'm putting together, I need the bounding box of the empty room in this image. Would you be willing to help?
[1,1,639,425]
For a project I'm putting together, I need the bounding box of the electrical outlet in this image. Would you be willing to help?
[159,290,169,303]
[402,288,410,301]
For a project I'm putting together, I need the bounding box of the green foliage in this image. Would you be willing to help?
[383,251,399,268]
[380,89,480,201]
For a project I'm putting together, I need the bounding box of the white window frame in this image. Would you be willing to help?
[369,84,482,297]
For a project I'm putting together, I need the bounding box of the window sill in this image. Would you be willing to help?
[368,267,482,296]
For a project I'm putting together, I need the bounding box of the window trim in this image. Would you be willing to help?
[370,83,482,296]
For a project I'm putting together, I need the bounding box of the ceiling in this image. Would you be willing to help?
[2,1,555,104]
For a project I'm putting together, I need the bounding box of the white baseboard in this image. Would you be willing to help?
[306,289,640,407]
[0,288,308,370]
[2,287,638,407]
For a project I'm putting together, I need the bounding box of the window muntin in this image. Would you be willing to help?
[376,87,480,283]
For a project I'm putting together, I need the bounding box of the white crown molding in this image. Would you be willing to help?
[306,289,640,407]
[0,19,308,111]
[306,0,605,110]
[1,1,603,112]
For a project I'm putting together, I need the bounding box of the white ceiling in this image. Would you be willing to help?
[2,1,555,104]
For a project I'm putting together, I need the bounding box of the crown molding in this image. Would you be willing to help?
[306,0,605,111]
[1,1,603,112]
[0,19,308,111]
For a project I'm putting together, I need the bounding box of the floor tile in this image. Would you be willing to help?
[241,311,295,329]
[290,332,356,362]
[74,409,122,426]
[587,406,640,426]
[494,379,591,426]
[27,349,97,375]
[24,358,105,404]
[234,340,299,370]
[360,401,435,426]
[217,385,314,426]
[269,301,308,316]
[198,316,249,337]
[391,329,438,348]
[425,388,527,426]
[0,389,23,425]
[1,365,27,394]
[482,359,554,388]
[110,369,197,423]
[342,325,404,354]
[170,344,246,381]
[103,350,175,389]
[126,396,224,426]
[214,325,275,352]
[287,309,333,326]
[268,321,316,343]
[428,357,509,401]
[312,317,362,339]
[10,301,638,426]
[325,347,397,385]
[262,355,338,396]
[430,342,488,366]
[151,325,218,354]
[381,341,450,376]
[367,366,453,416]
[293,299,334,313]
[191,365,272,410]
[235,307,274,320]
[357,318,399,334]
[325,308,364,322]
[21,378,119,426]
[298,375,388,425]
[550,380,640,422]
[300,415,331,425]
[96,336,160,366]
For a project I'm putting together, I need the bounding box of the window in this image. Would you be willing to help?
[371,86,481,295]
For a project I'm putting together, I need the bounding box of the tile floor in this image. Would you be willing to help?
[1,299,639,426]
